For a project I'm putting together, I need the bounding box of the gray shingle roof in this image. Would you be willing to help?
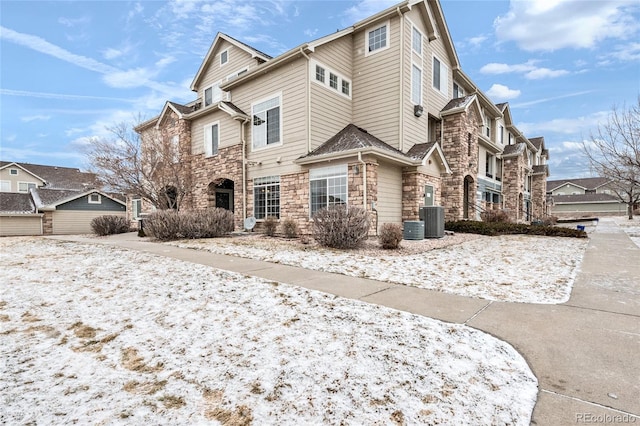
[441,95,475,113]
[547,177,610,191]
[406,142,437,161]
[0,161,98,191]
[168,101,195,115]
[33,188,82,208]
[299,124,408,159]
[221,101,248,116]
[502,143,526,157]
[532,165,549,175]
[551,193,621,203]
[0,192,35,213]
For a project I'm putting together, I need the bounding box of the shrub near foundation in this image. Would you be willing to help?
[144,208,234,241]
[379,223,403,249]
[312,205,370,249]
[281,218,299,238]
[445,220,587,238]
[91,215,130,236]
[263,216,278,237]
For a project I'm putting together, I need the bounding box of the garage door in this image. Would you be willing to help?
[52,211,126,235]
[0,215,43,236]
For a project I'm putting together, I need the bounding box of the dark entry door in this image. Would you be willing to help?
[215,189,233,211]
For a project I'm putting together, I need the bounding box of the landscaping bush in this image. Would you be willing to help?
[480,209,510,223]
[91,215,130,236]
[281,217,299,238]
[263,216,278,237]
[312,205,370,249]
[144,208,234,241]
[379,223,403,249]
[445,220,587,238]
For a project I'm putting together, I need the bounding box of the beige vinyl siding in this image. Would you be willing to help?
[52,210,126,235]
[376,161,403,228]
[552,202,627,214]
[0,168,43,193]
[403,13,430,153]
[424,0,452,115]
[309,37,354,150]
[352,16,402,149]
[191,110,240,155]
[417,159,443,178]
[552,184,586,196]
[0,215,42,236]
[233,57,309,178]
[199,41,256,100]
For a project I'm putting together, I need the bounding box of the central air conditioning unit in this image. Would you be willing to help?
[403,221,425,240]
[419,206,445,238]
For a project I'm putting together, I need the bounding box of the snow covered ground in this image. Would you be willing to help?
[0,237,537,424]
[613,216,640,248]
[172,234,589,304]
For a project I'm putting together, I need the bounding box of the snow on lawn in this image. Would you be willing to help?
[172,234,588,304]
[0,237,537,425]
[613,216,640,248]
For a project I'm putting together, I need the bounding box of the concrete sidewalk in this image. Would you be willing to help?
[50,218,640,424]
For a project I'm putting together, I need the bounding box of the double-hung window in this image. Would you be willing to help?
[329,72,338,89]
[132,198,142,220]
[315,65,325,83]
[254,176,280,219]
[204,122,219,157]
[486,153,494,179]
[220,50,228,66]
[252,94,281,149]
[0,181,10,192]
[17,182,36,193]
[310,164,347,217]
[432,56,448,96]
[366,22,388,54]
[412,26,422,55]
[412,64,422,105]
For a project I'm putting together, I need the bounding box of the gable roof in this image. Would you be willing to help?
[406,142,452,173]
[532,165,549,177]
[32,188,126,211]
[547,177,611,192]
[440,94,483,126]
[0,192,36,214]
[191,33,272,91]
[502,143,526,158]
[551,193,622,204]
[0,162,46,185]
[0,161,98,191]
[297,124,419,166]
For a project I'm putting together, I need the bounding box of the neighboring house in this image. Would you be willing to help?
[0,161,126,236]
[136,0,550,233]
[547,177,629,218]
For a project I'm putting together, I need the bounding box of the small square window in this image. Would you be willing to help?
[10,169,18,175]
[88,193,102,204]
[220,50,228,65]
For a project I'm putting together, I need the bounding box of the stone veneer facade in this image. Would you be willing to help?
[502,152,526,222]
[401,170,442,221]
[531,173,547,219]
[42,211,53,235]
[440,109,479,221]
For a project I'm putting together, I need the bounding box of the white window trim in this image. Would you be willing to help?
[251,92,283,151]
[9,168,18,175]
[88,193,102,204]
[132,198,142,220]
[309,164,348,218]
[0,180,10,192]
[365,20,390,57]
[309,59,352,100]
[411,24,423,57]
[432,54,449,98]
[204,121,220,157]
[220,49,229,66]
[253,175,281,220]
[204,81,223,107]
[227,67,248,82]
[411,62,422,106]
[17,181,36,193]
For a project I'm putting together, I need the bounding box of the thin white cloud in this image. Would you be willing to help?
[57,16,91,28]
[0,89,135,103]
[480,60,569,80]
[304,28,319,39]
[21,115,51,123]
[486,84,521,101]
[517,111,609,135]
[511,90,594,108]
[494,0,639,52]
[342,0,398,25]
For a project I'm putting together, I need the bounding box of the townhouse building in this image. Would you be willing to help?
[136,0,549,232]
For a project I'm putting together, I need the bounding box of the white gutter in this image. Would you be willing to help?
[397,6,404,152]
[238,117,250,222]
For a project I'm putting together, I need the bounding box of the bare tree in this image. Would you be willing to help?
[85,119,191,211]
[582,98,640,219]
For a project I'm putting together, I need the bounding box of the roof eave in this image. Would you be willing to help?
[295,147,418,166]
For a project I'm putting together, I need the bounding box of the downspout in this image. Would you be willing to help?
[397,6,404,151]
[299,47,312,153]
[240,117,249,223]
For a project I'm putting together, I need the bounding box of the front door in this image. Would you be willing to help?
[215,189,233,212]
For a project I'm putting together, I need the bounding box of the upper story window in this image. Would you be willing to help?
[204,122,219,157]
[227,68,248,82]
[412,26,422,55]
[88,193,102,204]
[0,180,10,192]
[310,60,352,99]
[486,153,494,179]
[482,111,491,138]
[432,56,448,96]
[499,125,504,145]
[17,182,36,193]
[252,94,282,150]
[204,82,222,107]
[411,64,422,105]
[366,22,389,55]
[315,65,325,83]
[453,82,464,99]
[220,50,228,66]
[10,168,18,175]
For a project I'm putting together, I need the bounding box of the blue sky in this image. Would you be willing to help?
[1,0,638,179]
